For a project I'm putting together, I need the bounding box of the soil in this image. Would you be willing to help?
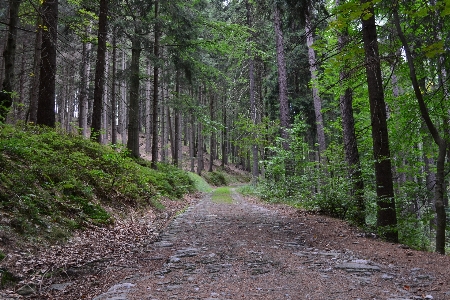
[2,188,450,300]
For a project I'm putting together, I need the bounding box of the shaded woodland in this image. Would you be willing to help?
[0,0,449,253]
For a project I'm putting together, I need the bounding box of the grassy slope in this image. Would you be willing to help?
[0,124,195,246]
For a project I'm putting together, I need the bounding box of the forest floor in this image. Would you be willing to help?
[2,187,450,300]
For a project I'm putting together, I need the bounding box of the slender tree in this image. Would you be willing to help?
[360,0,397,242]
[151,0,160,169]
[273,3,290,148]
[393,7,448,254]
[91,0,109,142]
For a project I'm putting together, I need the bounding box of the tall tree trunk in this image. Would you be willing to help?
[173,69,181,167]
[273,4,290,148]
[361,0,398,242]
[393,8,447,253]
[145,60,152,153]
[28,14,42,124]
[246,0,259,182]
[337,0,365,226]
[306,9,326,159]
[78,28,91,137]
[221,96,228,168]
[127,35,141,158]
[189,108,195,172]
[0,0,21,122]
[209,93,215,172]
[102,50,109,144]
[119,50,128,145]
[111,30,117,145]
[91,0,109,142]
[36,0,58,127]
[151,0,160,169]
[197,86,204,175]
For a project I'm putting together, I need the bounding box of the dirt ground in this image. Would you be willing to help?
[2,189,450,300]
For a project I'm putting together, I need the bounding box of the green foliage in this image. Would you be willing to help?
[0,124,195,241]
[187,172,213,192]
[203,170,228,186]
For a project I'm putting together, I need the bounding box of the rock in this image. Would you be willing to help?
[16,284,36,296]
[49,282,73,291]
[335,262,381,272]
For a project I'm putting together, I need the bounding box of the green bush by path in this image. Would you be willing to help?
[0,124,195,242]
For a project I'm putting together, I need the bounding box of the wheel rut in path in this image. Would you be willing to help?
[94,189,437,300]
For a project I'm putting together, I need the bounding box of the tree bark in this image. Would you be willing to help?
[151,0,160,169]
[197,86,204,175]
[361,0,398,242]
[173,69,181,167]
[91,0,109,142]
[111,30,117,145]
[36,0,58,127]
[127,35,141,158]
[78,28,91,137]
[0,0,21,122]
[246,0,259,182]
[393,8,447,253]
[337,0,365,226]
[273,4,290,148]
[306,9,326,159]
[28,14,42,124]
[102,50,109,144]
[145,60,152,153]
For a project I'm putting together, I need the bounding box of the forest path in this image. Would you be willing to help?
[92,188,448,300]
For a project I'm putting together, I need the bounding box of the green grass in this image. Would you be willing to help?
[188,172,213,192]
[212,187,234,204]
[0,124,195,242]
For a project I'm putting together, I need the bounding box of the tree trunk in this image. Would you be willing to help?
[221,96,228,167]
[36,0,58,127]
[273,4,290,147]
[393,8,447,253]
[102,50,109,144]
[197,86,204,175]
[91,0,109,142]
[28,14,42,124]
[189,108,195,172]
[361,0,398,242]
[337,0,365,226]
[173,69,181,167]
[151,0,160,169]
[111,29,117,145]
[127,35,141,158]
[306,9,326,158]
[145,60,152,153]
[0,0,21,122]
[119,50,128,145]
[78,28,91,137]
[246,0,259,182]
[209,93,215,172]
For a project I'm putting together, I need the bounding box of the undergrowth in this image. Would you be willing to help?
[0,124,195,243]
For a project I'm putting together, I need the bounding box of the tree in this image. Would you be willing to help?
[0,0,21,122]
[305,4,326,160]
[360,0,397,242]
[36,0,58,127]
[246,0,259,182]
[151,0,160,169]
[393,6,448,254]
[336,0,365,226]
[273,3,290,148]
[91,0,109,142]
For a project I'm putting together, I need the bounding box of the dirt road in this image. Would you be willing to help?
[93,188,450,300]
